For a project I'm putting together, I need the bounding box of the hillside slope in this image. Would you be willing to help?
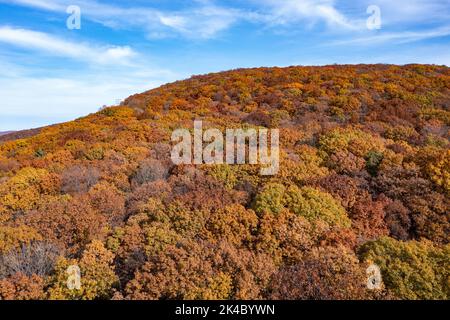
[0,64,449,300]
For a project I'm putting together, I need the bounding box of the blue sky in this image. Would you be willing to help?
[0,0,449,131]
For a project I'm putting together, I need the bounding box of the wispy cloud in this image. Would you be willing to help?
[358,0,450,26]
[3,0,366,39]
[4,0,450,40]
[256,0,358,30]
[0,26,136,64]
[6,0,65,11]
[3,0,247,39]
[330,26,450,46]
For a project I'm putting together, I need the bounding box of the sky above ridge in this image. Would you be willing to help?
[0,0,449,131]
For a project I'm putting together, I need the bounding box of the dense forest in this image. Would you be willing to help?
[0,64,448,300]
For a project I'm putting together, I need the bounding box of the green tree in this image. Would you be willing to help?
[359,237,449,300]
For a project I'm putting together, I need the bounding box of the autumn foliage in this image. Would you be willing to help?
[0,64,449,300]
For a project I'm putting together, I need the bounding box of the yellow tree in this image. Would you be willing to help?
[47,240,118,300]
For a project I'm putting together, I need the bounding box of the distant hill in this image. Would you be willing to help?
[0,64,448,300]
[0,128,41,143]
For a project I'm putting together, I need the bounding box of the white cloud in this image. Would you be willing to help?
[254,0,357,29]
[103,46,135,61]
[0,26,136,64]
[3,0,242,39]
[159,15,188,30]
[4,0,450,39]
[330,26,450,46]
[5,0,64,11]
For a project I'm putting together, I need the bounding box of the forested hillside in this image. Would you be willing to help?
[0,64,448,300]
